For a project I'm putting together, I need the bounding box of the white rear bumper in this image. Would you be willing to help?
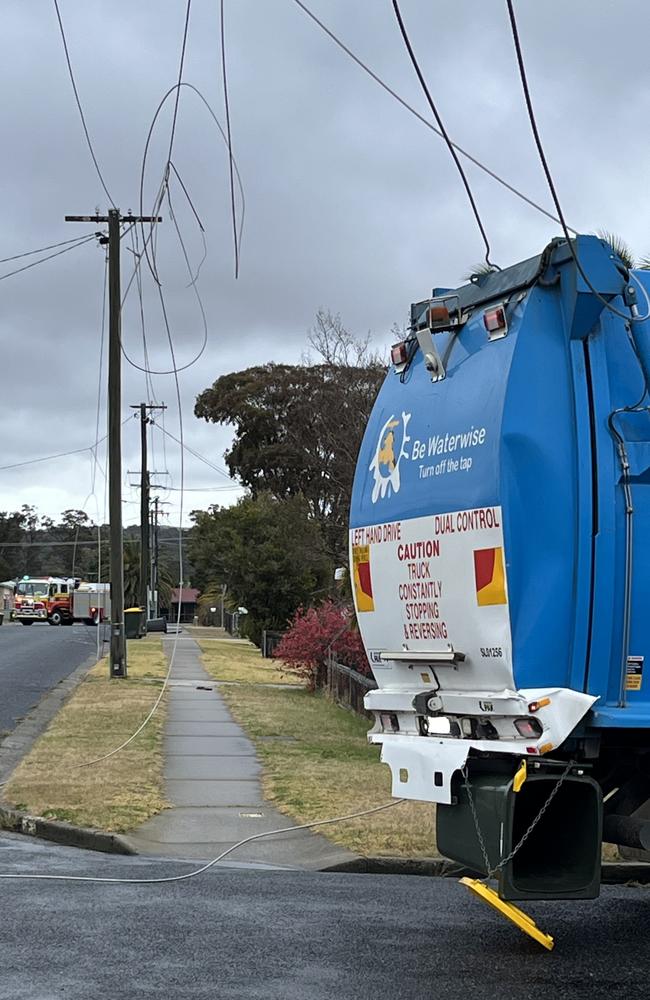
[367,687,597,804]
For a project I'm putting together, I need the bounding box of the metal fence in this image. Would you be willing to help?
[224,611,241,636]
[325,655,377,719]
[261,630,285,658]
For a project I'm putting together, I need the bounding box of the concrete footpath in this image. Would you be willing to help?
[124,635,356,869]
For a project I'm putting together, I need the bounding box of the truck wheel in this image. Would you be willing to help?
[49,610,63,626]
[21,620,34,626]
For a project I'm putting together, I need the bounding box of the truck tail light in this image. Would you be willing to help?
[483,305,507,338]
[428,304,451,328]
[528,697,551,713]
[391,342,409,366]
[514,717,543,739]
[380,713,399,732]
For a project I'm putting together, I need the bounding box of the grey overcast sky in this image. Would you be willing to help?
[1,0,649,528]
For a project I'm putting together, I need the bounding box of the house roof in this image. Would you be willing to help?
[171,587,200,603]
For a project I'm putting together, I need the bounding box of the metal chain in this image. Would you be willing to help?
[461,759,576,879]
[461,762,493,874]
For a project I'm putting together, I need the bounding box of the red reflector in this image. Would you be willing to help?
[429,305,450,326]
[528,697,551,713]
[526,746,539,755]
[484,306,506,332]
[391,342,409,365]
[515,717,543,739]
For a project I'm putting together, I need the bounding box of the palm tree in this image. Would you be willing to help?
[156,562,174,614]
[463,232,641,285]
[463,262,498,282]
[122,540,141,608]
[122,540,174,612]
[596,230,635,270]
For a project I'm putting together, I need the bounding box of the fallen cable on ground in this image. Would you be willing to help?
[0,799,405,884]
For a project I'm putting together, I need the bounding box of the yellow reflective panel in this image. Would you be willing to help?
[459,877,554,951]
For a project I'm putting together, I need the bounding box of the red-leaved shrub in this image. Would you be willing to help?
[273,601,370,689]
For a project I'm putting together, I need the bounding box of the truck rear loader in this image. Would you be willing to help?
[350,235,650,902]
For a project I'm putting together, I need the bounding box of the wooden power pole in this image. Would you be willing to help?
[65,209,162,677]
[130,402,166,618]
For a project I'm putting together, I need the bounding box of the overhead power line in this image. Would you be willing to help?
[151,421,234,482]
[0,233,98,264]
[52,0,115,208]
[0,415,133,473]
[291,0,577,235]
[134,80,246,300]
[220,0,240,278]
[124,83,245,379]
[503,0,650,326]
[157,484,243,492]
[140,0,193,288]
[166,0,193,168]
[0,233,98,283]
[391,0,497,269]
[0,444,93,473]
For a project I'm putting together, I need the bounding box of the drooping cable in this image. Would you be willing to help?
[166,0,193,168]
[167,168,208,292]
[169,162,208,287]
[391,0,498,270]
[141,0,193,286]
[504,0,650,326]
[91,254,109,497]
[126,83,245,379]
[135,81,245,306]
[72,252,109,582]
[291,0,576,234]
[52,0,116,208]
[128,225,157,405]
[220,0,240,278]
[0,799,404,884]
[72,221,191,769]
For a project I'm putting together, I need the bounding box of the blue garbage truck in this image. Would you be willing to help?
[350,235,650,901]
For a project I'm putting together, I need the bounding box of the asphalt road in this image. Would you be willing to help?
[0,834,648,999]
[0,622,100,735]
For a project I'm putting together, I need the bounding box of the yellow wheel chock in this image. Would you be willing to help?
[460,877,554,951]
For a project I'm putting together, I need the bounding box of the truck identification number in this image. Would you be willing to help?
[480,647,503,658]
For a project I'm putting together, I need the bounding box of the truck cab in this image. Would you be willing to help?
[13,576,76,625]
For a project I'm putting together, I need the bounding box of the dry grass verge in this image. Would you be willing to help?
[3,638,168,832]
[218,680,436,858]
[198,637,300,686]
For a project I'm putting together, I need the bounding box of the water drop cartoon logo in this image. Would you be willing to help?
[369,412,411,502]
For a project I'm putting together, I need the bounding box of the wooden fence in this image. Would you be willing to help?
[261,630,285,658]
[325,655,377,719]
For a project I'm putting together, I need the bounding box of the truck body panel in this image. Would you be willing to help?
[350,236,650,837]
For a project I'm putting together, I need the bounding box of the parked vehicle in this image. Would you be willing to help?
[13,576,110,626]
[350,235,650,902]
[13,576,75,626]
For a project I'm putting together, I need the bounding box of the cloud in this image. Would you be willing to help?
[1,0,649,528]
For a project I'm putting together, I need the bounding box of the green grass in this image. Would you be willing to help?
[3,639,169,832]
